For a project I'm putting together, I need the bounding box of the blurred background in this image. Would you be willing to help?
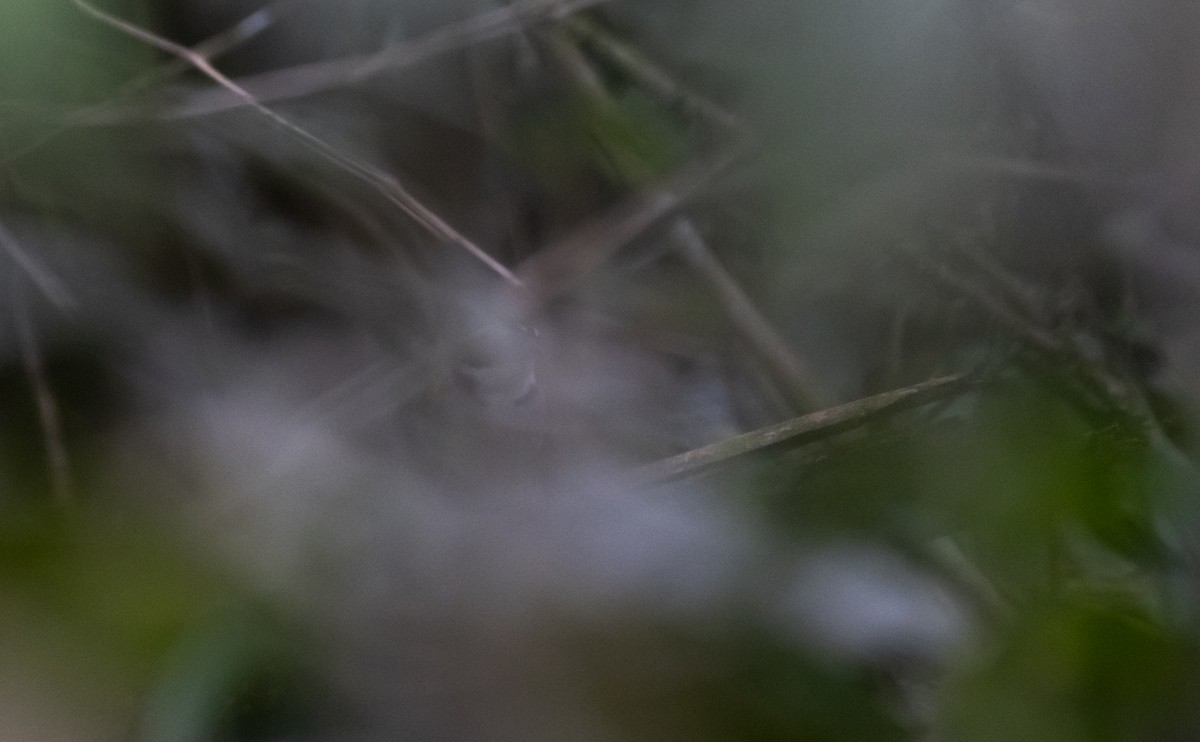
[3,0,1200,740]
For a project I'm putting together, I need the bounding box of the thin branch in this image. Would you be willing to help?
[78,0,611,126]
[538,24,609,99]
[565,14,744,133]
[897,243,1153,432]
[466,30,536,262]
[898,243,1066,359]
[630,374,973,485]
[514,145,741,302]
[0,221,75,313]
[671,219,833,411]
[71,0,521,286]
[946,241,1045,324]
[115,0,299,95]
[3,0,292,165]
[533,31,825,411]
[9,282,73,508]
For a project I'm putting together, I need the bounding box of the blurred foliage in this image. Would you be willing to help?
[571,621,907,741]
[0,0,151,103]
[1,0,1200,740]
[940,596,1200,742]
[510,85,689,189]
[0,509,314,741]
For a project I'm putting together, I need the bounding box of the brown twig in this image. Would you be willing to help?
[513,146,741,301]
[671,219,833,410]
[71,0,522,287]
[120,0,301,94]
[78,0,612,126]
[2,0,296,165]
[630,374,972,485]
[534,29,826,410]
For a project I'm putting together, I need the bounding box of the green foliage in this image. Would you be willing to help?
[940,596,1200,742]
[0,510,310,741]
[508,82,690,190]
[0,0,152,104]
[571,622,906,742]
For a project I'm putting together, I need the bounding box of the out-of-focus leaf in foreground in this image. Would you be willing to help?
[0,510,311,741]
[940,596,1200,742]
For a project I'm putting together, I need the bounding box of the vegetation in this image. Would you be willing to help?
[2,1,1199,740]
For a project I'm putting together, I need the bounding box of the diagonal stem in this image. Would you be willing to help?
[630,373,972,485]
[71,0,523,286]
